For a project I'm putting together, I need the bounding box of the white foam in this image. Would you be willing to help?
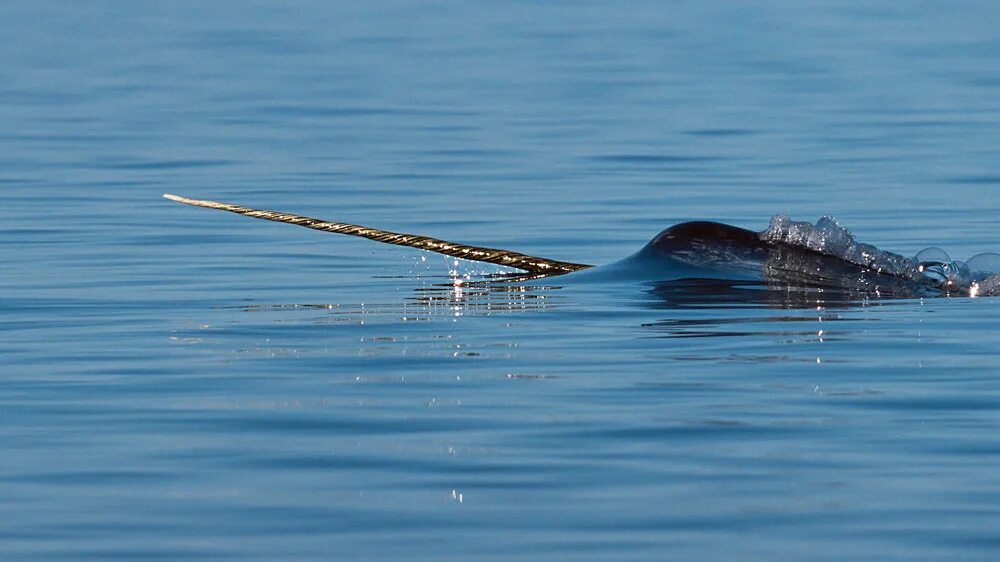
[760,215,1000,296]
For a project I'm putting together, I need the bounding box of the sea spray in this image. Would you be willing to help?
[760,215,1000,296]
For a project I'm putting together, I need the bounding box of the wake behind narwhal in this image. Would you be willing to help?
[163,194,1000,298]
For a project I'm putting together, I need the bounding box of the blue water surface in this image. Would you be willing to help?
[3,1,1000,560]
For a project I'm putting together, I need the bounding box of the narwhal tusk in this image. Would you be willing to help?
[163,194,593,275]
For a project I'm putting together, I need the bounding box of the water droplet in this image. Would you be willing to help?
[966,252,1000,275]
[915,247,950,263]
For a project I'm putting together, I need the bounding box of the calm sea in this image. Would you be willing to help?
[3,1,1000,559]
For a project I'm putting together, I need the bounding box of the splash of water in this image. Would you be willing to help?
[760,215,1000,297]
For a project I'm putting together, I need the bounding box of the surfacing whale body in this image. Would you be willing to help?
[163,194,1000,298]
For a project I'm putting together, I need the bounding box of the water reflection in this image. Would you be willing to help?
[644,278,907,310]
[638,278,899,341]
[229,274,914,338]
[230,273,565,323]
[408,273,563,315]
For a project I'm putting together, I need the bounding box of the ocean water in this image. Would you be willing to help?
[3,1,1000,559]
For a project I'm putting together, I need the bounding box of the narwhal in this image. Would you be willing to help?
[163,194,1000,297]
